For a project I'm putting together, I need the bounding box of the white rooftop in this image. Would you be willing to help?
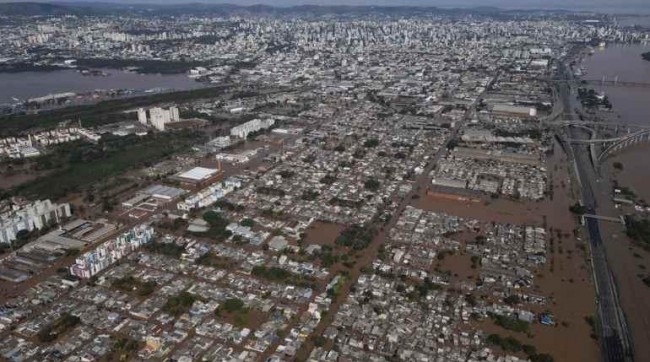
[177,167,218,181]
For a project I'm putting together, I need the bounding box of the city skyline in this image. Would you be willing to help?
[0,0,649,14]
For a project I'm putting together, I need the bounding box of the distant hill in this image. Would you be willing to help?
[0,1,578,17]
[0,2,76,15]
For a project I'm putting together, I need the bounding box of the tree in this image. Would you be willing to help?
[363,138,380,148]
[569,203,586,215]
[364,178,380,191]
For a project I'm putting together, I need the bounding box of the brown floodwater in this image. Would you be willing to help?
[581,43,650,359]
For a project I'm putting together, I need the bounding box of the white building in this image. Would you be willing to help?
[230,118,275,139]
[207,136,231,150]
[69,224,154,278]
[170,106,180,122]
[137,108,148,125]
[149,107,171,131]
[0,200,71,244]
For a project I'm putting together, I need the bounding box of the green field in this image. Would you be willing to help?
[13,130,203,199]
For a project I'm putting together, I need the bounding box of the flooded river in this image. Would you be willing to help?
[581,43,650,360]
[0,69,204,104]
[581,43,650,200]
[581,43,650,127]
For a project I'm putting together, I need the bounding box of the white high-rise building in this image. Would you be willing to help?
[137,108,148,125]
[0,200,72,244]
[170,106,180,122]
[230,118,275,139]
[149,107,171,131]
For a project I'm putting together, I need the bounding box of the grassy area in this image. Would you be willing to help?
[12,131,202,198]
[112,275,157,297]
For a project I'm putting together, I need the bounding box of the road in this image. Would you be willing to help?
[556,59,634,362]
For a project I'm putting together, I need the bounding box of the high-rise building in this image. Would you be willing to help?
[0,200,72,244]
[170,106,180,122]
[149,107,171,131]
[137,108,148,125]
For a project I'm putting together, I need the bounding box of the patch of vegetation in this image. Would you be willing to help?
[335,224,375,251]
[301,190,319,201]
[256,186,286,197]
[569,203,586,215]
[107,336,142,360]
[279,170,294,179]
[320,174,337,185]
[577,87,611,109]
[364,177,380,191]
[489,313,530,333]
[404,277,441,301]
[112,275,157,297]
[220,298,245,313]
[585,315,599,340]
[215,297,255,328]
[163,291,201,317]
[446,139,459,150]
[486,334,553,361]
[625,216,650,248]
[199,211,232,241]
[251,265,316,288]
[363,138,380,148]
[144,241,185,259]
[214,199,244,212]
[37,313,80,343]
[196,252,238,269]
[486,333,522,353]
[329,197,362,209]
[613,162,624,170]
[13,131,201,199]
[470,255,481,269]
[642,52,650,62]
[504,295,521,305]
[240,218,255,227]
[326,274,347,298]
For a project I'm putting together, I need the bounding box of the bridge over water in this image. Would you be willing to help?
[547,77,650,89]
[552,121,650,164]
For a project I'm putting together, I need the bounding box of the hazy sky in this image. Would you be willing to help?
[2,0,650,14]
